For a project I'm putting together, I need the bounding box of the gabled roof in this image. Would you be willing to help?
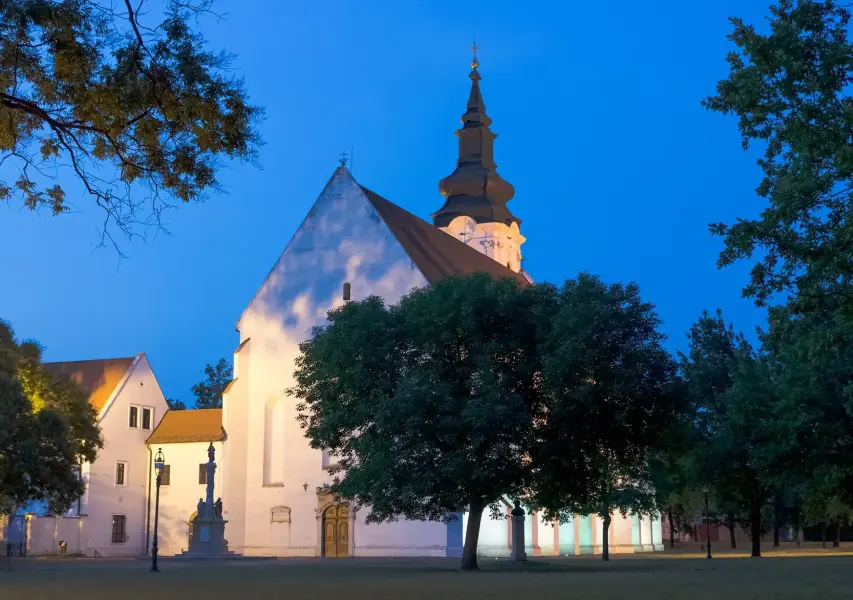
[43,356,137,412]
[361,186,529,287]
[147,409,225,444]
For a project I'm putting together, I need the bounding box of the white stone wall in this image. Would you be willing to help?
[83,355,168,557]
[462,508,663,558]
[226,167,452,556]
[146,441,225,556]
[22,516,88,556]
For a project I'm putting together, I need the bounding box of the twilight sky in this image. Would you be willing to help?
[0,0,771,404]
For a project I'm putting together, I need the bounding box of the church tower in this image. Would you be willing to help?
[433,45,526,274]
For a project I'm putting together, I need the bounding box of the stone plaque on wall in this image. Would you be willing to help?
[271,506,291,523]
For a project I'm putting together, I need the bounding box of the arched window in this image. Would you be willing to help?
[263,397,286,485]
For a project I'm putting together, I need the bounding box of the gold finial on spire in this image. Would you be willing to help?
[470,41,480,70]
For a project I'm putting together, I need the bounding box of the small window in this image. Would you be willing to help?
[199,464,208,485]
[111,515,127,544]
[115,461,127,486]
[142,407,152,430]
[160,465,171,486]
[129,406,138,428]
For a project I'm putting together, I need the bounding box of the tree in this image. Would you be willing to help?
[292,275,542,571]
[650,447,703,549]
[166,398,186,411]
[763,303,853,542]
[0,320,102,514]
[681,310,784,557]
[0,0,262,246]
[801,467,853,548]
[529,275,683,558]
[191,358,232,409]
[577,450,658,561]
[704,0,853,311]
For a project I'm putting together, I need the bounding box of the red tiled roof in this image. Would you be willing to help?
[361,186,529,287]
[43,357,136,412]
[147,409,225,444]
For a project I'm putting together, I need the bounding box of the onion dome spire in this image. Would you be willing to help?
[433,44,518,228]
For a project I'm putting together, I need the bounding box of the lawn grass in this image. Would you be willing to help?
[2,552,853,600]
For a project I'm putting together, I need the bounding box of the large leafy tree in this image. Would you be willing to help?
[681,311,786,557]
[0,0,262,245]
[0,320,102,514]
[528,275,682,558]
[191,358,232,409]
[763,303,853,531]
[292,273,682,570]
[575,451,659,561]
[704,0,853,310]
[292,275,542,571]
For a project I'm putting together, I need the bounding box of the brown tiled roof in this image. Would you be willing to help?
[361,186,529,287]
[43,357,137,412]
[147,409,225,444]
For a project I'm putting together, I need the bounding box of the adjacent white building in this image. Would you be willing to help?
[144,410,225,556]
[11,354,170,557]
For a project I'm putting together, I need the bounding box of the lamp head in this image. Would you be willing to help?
[154,448,165,473]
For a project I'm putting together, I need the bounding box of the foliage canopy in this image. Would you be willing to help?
[0,0,263,246]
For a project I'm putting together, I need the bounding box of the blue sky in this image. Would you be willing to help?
[0,0,771,404]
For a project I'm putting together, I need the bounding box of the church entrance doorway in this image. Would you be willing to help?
[322,505,349,557]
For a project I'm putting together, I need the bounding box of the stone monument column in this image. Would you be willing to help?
[182,442,233,558]
[205,443,216,517]
[510,500,526,562]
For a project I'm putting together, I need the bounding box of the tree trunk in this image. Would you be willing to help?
[461,502,484,571]
[773,498,780,547]
[792,504,801,547]
[834,523,841,548]
[728,518,737,549]
[821,523,827,549]
[667,508,675,549]
[601,513,611,561]
[750,505,762,558]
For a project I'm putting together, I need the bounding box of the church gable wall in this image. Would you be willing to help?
[233,168,442,555]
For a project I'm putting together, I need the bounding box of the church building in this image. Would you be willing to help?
[8,51,664,559]
[178,51,663,558]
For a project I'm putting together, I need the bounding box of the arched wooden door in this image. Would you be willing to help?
[323,505,350,557]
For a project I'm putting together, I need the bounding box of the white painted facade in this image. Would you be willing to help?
[210,166,664,558]
[80,354,168,556]
[221,167,453,557]
[42,354,170,557]
[146,441,224,556]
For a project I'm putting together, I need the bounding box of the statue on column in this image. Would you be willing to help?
[182,441,233,557]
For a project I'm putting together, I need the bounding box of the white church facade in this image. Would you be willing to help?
[4,55,663,558]
[193,54,662,558]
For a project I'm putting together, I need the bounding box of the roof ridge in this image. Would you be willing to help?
[44,356,137,365]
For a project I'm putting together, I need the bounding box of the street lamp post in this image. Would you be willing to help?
[151,448,165,572]
[702,484,712,559]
